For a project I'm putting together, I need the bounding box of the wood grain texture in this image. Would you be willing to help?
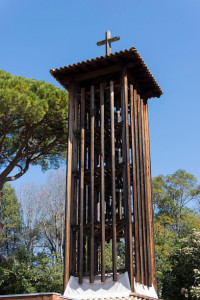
[110,81,117,282]
[141,98,152,287]
[79,88,85,283]
[130,85,140,283]
[138,93,148,286]
[100,83,106,282]
[121,67,134,291]
[133,90,144,285]
[90,85,95,283]
[143,99,157,290]
[63,82,75,291]
[70,87,78,275]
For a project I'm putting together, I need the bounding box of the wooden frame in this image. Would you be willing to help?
[64,82,75,290]
[63,62,159,294]
[100,83,106,282]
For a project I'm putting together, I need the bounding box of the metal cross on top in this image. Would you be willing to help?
[97,30,120,56]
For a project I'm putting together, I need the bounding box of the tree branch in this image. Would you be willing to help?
[0,120,45,184]
[0,133,6,154]
[5,158,31,182]
[0,118,8,153]
[29,137,60,162]
[42,221,56,252]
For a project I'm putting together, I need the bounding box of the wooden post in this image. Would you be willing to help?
[110,81,117,282]
[100,83,106,282]
[90,85,95,283]
[63,82,75,291]
[130,84,140,283]
[138,93,148,286]
[121,67,134,291]
[116,110,123,220]
[133,90,144,285]
[141,98,152,287]
[79,88,85,283]
[143,99,157,291]
[70,88,78,275]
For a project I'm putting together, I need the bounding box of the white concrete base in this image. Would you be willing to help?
[63,272,158,299]
[63,272,131,299]
[134,279,158,299]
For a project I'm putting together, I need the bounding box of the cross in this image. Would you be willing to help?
[97,31,120,56]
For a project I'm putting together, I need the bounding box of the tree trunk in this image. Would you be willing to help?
[55,214,59,255]
[0,186,4,262]
[60,213,64,262]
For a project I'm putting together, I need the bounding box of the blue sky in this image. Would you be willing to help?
[0,0,200,189]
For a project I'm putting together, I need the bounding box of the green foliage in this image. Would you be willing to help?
[105,242,112,271]
[1,183,22,257]
[162,230,200,300]
[105,241,125,271]
[152,170,200,298]
[154,221,178,293]
[1,168,200,297]
[153,169,200,238]
[0,69,68,186]
[32,253,63,293]
[0,183,64,295]
[0,249,63,294]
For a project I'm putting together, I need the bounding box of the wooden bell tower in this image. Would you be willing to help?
[50,33,162,294]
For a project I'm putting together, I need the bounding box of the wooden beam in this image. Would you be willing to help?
[138,94,148,286]
[87,152,91,274]
[141,98,152,287]
[70,88,78,275]
[90,85,95,283]
[87,236,90,273]
[116,110,123,220]
[121,67,134,291]
[75,65,120,82]
[79,88,85,284]
[63,82,75,291]
[130,84,140,283]
[143,99,157,291]
[110,81,117,282]
[133,90,144,285]
[83,161,87,273]
[74,62,136,83]
[100,83,106,282]
[83,236,86,272]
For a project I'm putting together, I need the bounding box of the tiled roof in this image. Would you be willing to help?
[60,293,162,300]
[50,47,163,99]
[0,293,163,300]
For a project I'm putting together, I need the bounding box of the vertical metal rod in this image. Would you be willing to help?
[100,83,106,282]
[79,88,85,283]
[110,81,117,282]
[90,85,95,283]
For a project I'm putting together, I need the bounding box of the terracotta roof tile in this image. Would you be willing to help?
[50,47,163,99]
[63,293,163,300]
